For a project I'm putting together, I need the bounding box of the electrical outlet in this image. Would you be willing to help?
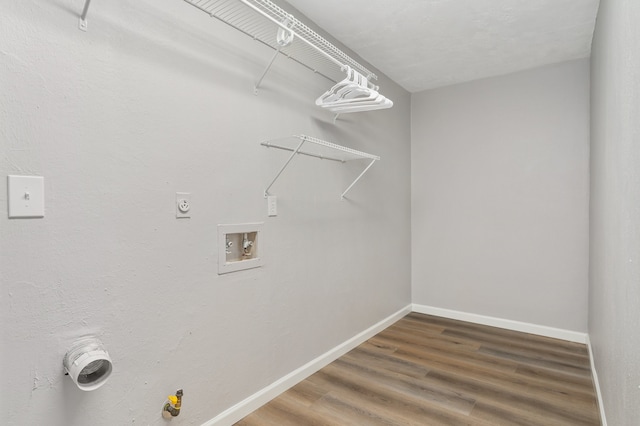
[176,192,191,218]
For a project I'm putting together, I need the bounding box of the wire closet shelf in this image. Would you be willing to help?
[182,0,377,86]
[262,135,380,200]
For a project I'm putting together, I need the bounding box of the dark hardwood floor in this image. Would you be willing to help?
[235,313,600,425]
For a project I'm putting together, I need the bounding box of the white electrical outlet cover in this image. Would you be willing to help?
[8,175,45,218]
[176,192,191,218]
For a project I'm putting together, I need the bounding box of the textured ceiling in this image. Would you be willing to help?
[285,0,600,93]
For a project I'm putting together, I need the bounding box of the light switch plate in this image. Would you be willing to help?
[8,175,45,218]
[267,195,277,217]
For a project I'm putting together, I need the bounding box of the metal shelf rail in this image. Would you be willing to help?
[77,1,388,105]
[261,135,380,199]
[181,0,377,93]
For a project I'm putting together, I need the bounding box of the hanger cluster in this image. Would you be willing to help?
[316,66,393,113]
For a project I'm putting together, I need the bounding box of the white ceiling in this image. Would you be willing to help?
[285,0,601,93]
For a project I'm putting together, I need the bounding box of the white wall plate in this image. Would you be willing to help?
[8,175,45,218]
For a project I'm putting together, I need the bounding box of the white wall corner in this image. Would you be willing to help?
[586,335,608,426]
[201,304,413,426]
[411,304,588,344]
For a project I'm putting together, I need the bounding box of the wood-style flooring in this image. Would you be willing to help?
[235,313,600,425]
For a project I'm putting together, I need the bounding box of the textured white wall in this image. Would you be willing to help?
[0,1,411,424]
[589,0,640,424]
[411,60,590,332]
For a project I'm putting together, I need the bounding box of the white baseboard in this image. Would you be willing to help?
[586,335,607,426]
[201,304,413,426]
[411,304,588,344]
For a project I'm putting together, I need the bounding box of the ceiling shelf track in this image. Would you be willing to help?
[262,135,380,200]
[182,0,377,92]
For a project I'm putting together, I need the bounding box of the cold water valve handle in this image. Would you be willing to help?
[162,389,183,419]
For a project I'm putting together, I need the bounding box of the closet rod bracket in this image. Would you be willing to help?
[78,0,92,31]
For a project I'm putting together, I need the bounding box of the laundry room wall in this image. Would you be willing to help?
[0,1,411,424]
[589,0,640,423]
[411,59,590,333]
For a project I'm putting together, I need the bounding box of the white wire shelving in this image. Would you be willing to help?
[182,0,377,92]
[262,135,380,199]
[77,1,382,96]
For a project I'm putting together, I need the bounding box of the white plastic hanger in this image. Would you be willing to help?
[331,71,379,102]
[316,67,358,104]
[320,87,381,107]
[316,66,393,114]
[326,97,393,113]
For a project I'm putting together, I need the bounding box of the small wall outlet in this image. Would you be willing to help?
[176,193,191,218]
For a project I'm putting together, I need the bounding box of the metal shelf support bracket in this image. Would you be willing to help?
[79,0,92,31]
[341,158,376,200]
[263,136,307,197]
[254,46,283,95]
[262,135,379,200]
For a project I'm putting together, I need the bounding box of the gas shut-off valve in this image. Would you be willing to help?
[162,389,183,419]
